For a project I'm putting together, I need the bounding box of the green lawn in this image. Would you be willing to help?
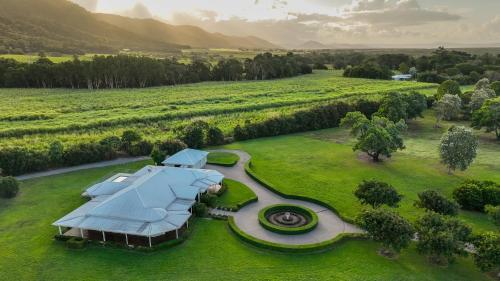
[0,161,489,280]
[226,109,499,232]
[216,179,256,210]
[208,152,240,166]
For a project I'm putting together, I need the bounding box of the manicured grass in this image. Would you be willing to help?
[207,152,240,166]
[226,109,499,233]
[0,162,489,280]
[216,179,256,210]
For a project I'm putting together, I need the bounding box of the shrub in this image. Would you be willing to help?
[0,147,49,176]
[48,141,64,166]
[121,130,142,152]
[181,123,205,148]
[157,139,187,156]
[414,190,459,216]
[193,202,208,217]
[436,80,462,100]
[206,127,225,146]
[492,81,500,96]
[200,193,217,208]
[415,212,472,265]
[485,205,500,226]
[150,148,167,165]
[0,176,20,198]
[129,140,153,156]
[354,180,402,208]
[62,142,114,166]
[471,232,500,273]
[452,180,500,212]
[357,208,414,257]
[99,136,122,151]
[65,237,87,249]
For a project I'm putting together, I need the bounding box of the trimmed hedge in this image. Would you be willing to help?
[228,216,365,253]
[244,162,356,224]
[258,204,318,235]
[65,237,87,249]
[207,152,240,167]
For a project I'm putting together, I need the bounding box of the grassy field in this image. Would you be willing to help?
[208,152,240,166]
[0,160,489,281]
[227,109,499,233]
[216,179,256,210]
[0,71,435,151]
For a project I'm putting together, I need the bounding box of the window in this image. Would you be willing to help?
[113,176,128,183]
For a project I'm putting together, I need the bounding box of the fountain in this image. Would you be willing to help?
[267,210,309,228]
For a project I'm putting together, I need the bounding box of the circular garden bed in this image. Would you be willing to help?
[258,204,318,235]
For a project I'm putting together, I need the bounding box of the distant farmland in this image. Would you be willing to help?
[0,71,436,151]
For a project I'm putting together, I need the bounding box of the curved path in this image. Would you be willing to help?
[207,149,362,245]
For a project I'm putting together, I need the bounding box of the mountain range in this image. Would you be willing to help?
[0,0,278,54]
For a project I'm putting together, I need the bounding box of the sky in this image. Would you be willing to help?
[71,0,500,48]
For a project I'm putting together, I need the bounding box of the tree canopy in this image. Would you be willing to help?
[341,111,407,162]
[472,98,500,140]
[354,180,402,208]
[414,190,459,216]
[436,80,462,100]
[434,94,462,125]
[439,126,478,173]
[415,212,472,265]
[357,208,414,257]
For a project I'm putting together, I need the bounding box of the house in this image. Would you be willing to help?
[162,148,209,169]
[392,74,413,81]
[53,165,224,247]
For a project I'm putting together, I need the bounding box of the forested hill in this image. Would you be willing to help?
[0,0,278,54]
[95,14,279,50]
[0,0,185,54]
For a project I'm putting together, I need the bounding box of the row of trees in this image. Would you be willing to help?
[354,179,499,273]
[0,52,312,89]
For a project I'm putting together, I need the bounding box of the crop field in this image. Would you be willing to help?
[0,71,436,151]
[0,54,94,63]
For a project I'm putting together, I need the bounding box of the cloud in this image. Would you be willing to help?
[345,0,461,26]
[120,3,153,19]
[71,0,98,11]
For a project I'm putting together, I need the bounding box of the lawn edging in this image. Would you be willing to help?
[244,161,356,225]
[207,152,240,167]
[258,204,318,235]
[215,179,258,211]
[228,216,365,253]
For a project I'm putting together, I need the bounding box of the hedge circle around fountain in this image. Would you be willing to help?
[258,204,319,235]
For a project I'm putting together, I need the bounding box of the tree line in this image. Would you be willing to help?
[0,52,312,89]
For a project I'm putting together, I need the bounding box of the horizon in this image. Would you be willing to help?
[71,0,500,48]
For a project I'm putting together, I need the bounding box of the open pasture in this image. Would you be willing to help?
[0,71,435,151]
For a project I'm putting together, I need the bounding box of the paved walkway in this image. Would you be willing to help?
[207,149,362,245]
[16,156,151,181]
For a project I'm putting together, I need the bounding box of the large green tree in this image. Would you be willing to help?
[357,208,414,257]
[376,92,408,122]
[415,212,472,265]
[472,98,500,140]
[439,126,478,173]
[341,112,407,162]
